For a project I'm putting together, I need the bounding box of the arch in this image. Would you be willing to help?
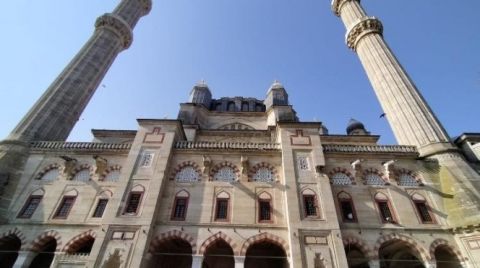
[34,163,62,180]
[98,190,113,198]
[0,232,22,268]
[301,188,316,196]
[329,167,355,185]
[30,188,45,196]
[258,191,272,200]
[248,162,278,182]
[217,191,230,199]
[169,161,202,181]
[29,230,62,252]
[101,165,122,181]
[62,230,96,254]
[71,164,93,181]
[63,188,79,197]
[374,192,389,201]
[176,189,190,198]
[210,161,240,182]
[149,230,196,254]
[0,228,27,249]
[396,168,424,186]
[199,232,238,255]
[342,235,375,260]
[240,233,288,256]
[373,233,429,262]
[131,184,145,192]
[362,168,387,185]
[429,239,465,262]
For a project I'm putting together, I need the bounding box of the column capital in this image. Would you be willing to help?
[346,16,383,50]
[331,0,360,16]
[95,13,133,49]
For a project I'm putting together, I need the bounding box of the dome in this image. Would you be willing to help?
[346,119,366,135]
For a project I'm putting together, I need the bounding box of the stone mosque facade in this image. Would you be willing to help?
[0,0,479,267]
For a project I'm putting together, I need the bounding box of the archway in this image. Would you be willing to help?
[202,239,234,268]
[66,236,95,254]
[29,237,57,268]
[378,240,424,268]
[0,234,22,268]
[244,241,288,268]
[149,238,192,268]
[345,244,369,268]
[435,245,462,268]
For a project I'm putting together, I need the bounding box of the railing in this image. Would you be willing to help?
[30,141,131,151]
[323,144,418,154]
[175,141,280,151]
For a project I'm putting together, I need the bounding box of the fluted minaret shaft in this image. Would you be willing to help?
[8,0,152,142]
[332,0,452,155]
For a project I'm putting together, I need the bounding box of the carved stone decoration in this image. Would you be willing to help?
[383,160,396,185]
[346,16,383,50]
[314,253,326,268]
[350,159,363,183]
[95,13,133,49]
[94,156,108,176]
[240,156,249,175]
[202,155,212,176]
[61,156,77,180]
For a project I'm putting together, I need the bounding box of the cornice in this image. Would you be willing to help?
[346,16,383,50]
[95,13,133,49]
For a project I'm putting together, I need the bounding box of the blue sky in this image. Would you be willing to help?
[1,0,479,144]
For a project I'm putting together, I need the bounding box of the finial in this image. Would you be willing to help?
[196,79,207,87]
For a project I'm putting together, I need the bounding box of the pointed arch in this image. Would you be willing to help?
[169,161,202,181]
[210,161,240,182]
[0,227,27,249]
[29,230,62,252]
[62,230,96,253]
[373,233,429,261]
[362,168,388,185]
[34,163,62,181]
[71,164,93,182]
[240,233,288,256]
[328,167,355,185]
[149,230,196,254]
[248,162,278,182]
[100,165,122,181]
[342,235,375,259]
[429,239,465,262]
[199,232,238,255]
[396,168,424,186]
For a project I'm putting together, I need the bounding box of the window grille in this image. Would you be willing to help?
[124,193,142,214]
[175,166,199,182]
[41,169,59,181]
[172,197,188,220]
[253,167,273,182]
[259,200,271,221]
[54,196,76,219]
[18,196,42,218]
[73,169,90,182]
[214,167,236,182]
[303,195,317,217]
[366,173,385,185]
[398,174,419,186]
[377,201,394,223]
[93,199,108,218]
[332,173,352,185]
[415,202,433,223]
[215,199,229,220]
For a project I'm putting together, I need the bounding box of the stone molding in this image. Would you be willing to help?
[331,0,360,16]
[175,141,280,151]
[95,13,133,48]
[346,16,383,50]
[62,230,96,253]
[323,144,418,155]
[29,230,62,252]
[198,231,238,255]
[149,230,197,253]
[0,227,27,250]
[429,238,465,262]
[30,141,131,152]
[342,235,375,259]
[373,233,429,261]
[240,232,289,256]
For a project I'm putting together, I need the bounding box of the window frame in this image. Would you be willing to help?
[214,198,230,222]
[413,200,435,224]
[258,198,273,223]
[303,194,318,218]
[123,191,143,216]
[375,199,396,224]
[53,196,76,219]
[338,196,358,223]
[17,195,43,219]
[92,198,109,218]
[171,196,189,221]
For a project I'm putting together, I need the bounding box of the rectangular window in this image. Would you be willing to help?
[303,195,317,217]
[18,196,42,218]
[172,197,188,220]
[54,196,76,219]
[259,200,271,222]
[377,201,394,223]
[124,192,142,215]
[215,199,229,220]
[93,199,108,218]
[415,202,433,223]
[340,200,357,222]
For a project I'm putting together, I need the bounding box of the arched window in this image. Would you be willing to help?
[337,192,357,222]
[241,102,249,111]
[54,189,78,219]
[398,173,419,187]
[365,173,386,186]
[253,167,274,182]
[258,192,272,222]
[374,192,396,223]
[73,169,90,182]
[104,169,121,182]
[123,185,144,216]
[411,193,434,223]
[40,168,60,182]
[213,167,236,182]
[331,172,352,185]
[227,102,235,112]
[175,166,199,182]
[214,192,230,221]
[92,191,112,218]
[18,189,44,219]
[302,189,318,218]
[171,190,189,221]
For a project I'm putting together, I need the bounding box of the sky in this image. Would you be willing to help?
[1,0,479,144]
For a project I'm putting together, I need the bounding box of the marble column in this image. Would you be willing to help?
[13,251,37,268]
[368,259,380,268]
[234,256,246,268]
[192,255,204,268]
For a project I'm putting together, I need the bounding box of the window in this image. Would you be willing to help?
[302,190,318,218]
[93,199,108,218]
[215,199,229,220]
[73,169,90,182]
[259,200,271,222]
[54,196,76,219]
[213,167,236,182]
[172,197,188,220]
[297,156,310,171]
[331,172,352,185]
[104,170,120,182]
[175,166,199,182]
[374,193,395,223]
[337,192,357,222]
[253,167,274,182]
[398,173,419,186]
[140,152,154,167]
[365,173,385,186]
[40,168,59,181]
[124,192,142,215]
[412,194,434,223]
[18,196,42,218]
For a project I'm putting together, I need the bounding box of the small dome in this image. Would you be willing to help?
[270,80,284,89]
[346,119,366,135]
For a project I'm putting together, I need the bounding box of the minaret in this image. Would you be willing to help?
[331,0,453,156]
[331,0,480,227]
[0,0,152,217]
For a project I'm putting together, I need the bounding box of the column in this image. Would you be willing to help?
[424,261,437,268]
[234,256,245,268]
[13,251,37,268]
[191,255,204,268]
[368,259,380,268]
